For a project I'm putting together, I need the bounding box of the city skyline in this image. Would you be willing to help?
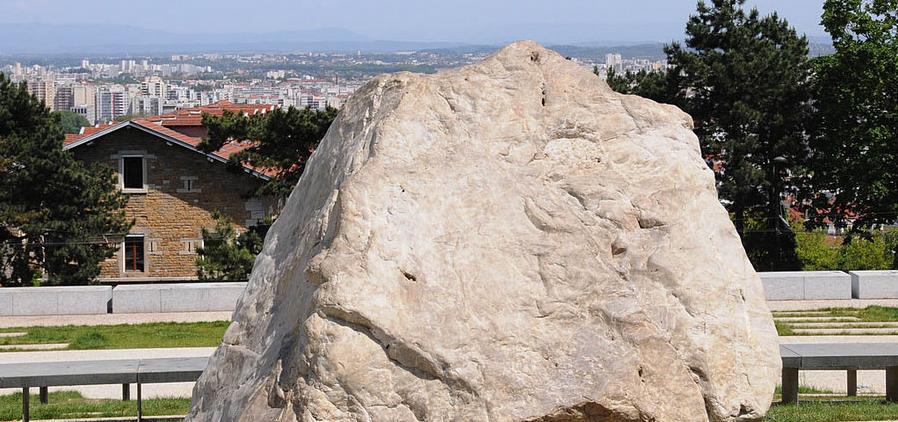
[1,0,829,46]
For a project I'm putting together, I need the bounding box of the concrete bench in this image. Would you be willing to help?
[0,286,112,316]
[112,282,247,313]
[850,270,898,299]
[760,271,851,300]
[780,343,898,403]
[0,357,207,422]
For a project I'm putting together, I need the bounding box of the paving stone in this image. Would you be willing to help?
[775,316,860,322]
[0,343,69,350]
[791,328,898,335]
[785,322,898,328]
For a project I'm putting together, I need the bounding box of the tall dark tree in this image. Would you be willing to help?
[662,0,812,270]
[808,0,898,230]
[199,105,338,199]
[52,110,90,134]
[0,74,132,286]
[604,67,682,106]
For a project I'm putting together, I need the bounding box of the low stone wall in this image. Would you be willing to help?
[759,271,852,301]
[850,270,898,299]
[0,286,112,316]
[112,282,247,313]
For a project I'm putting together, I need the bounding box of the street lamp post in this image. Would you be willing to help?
[771,156,788,270]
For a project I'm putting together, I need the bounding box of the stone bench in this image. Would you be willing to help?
[780,343,898,403]
[850,270,898,299]
[760,271,851,301]
[112,282,247,313]
[0,357,207,422]
[0,286,112,316]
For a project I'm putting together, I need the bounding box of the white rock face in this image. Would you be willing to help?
[187,41,780,422]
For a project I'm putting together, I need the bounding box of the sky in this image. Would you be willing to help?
[0,0,830,44]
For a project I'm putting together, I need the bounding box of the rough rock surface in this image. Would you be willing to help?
[187,41,780,422]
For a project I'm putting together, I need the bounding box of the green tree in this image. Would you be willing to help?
[807,0,898,230]
[199,105,338,199]
[794,229,839,271]
[663,0,813,270]
[0,73,132,286]
[52,110,90,134]
[837,234,892,271]
[793,220,895,271]
[604,67,681,105]
[195,211,269,282]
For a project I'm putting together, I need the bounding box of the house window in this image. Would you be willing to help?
[177,176,201,193]
[122,156,144,190]
[180,238,202,255]
[124,235,145,272]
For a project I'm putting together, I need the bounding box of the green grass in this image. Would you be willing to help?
[0,390,188,421]
[766,398,898,421]
[774,385,836,395]
[775,321,796,336]
[0,321,229,351]
[773,307,898,322]
[4,391,894,422]
[774,306,898,336]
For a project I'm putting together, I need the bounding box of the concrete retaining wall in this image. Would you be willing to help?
[759,271,851,301]
[850,270,898,299]
[0,286,112,316]
[112,282,247,313]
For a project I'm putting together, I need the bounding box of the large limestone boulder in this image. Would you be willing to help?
[187,41,780,422]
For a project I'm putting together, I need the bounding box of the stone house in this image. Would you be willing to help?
[63,102,278,282]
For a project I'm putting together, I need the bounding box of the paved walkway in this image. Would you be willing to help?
[771,298,898,396]
[2,301,898,409]
[0,312,228,401]
[768,298,898,311]
[0,311,232,329]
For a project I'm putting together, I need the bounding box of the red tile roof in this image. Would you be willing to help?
[142,101,276,128]
[63,122,123,146]
[63,101,277,178]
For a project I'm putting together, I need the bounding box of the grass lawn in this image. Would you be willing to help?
[773,306,898,336]
[2,390,896,422]
[0,390,189,421]
[0,321,229,351]
[766,398,898,421]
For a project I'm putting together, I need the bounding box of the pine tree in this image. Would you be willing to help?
[0,73,132,286]
[199,105,338,199]
[664,0,812,270]
[604,67,681,106]
[808,0,898,230]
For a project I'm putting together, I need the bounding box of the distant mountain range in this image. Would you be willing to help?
[0,24,468,56]
[0,23,834,57]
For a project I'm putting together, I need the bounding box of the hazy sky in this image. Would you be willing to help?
[0,0,829,43]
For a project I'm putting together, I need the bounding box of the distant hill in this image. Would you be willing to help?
[0,23,837,58]
[548,44,666,60]
[0,24,467,55]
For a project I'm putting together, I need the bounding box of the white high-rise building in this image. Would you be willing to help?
[96,90,128,123]
[73,84,98,107]
[27,80,56,109]
[140,76,167,98]
[605,53,623,70]
[71,104,96,125]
